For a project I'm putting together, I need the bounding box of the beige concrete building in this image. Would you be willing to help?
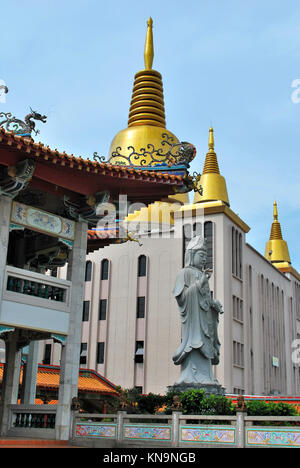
[39,18,300,397]
[40,129,300,396]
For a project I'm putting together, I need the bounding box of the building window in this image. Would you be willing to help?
[85,261,92,282]
[135,341,144,363]
[233,341,244,367]
[204,221,213,270]
[137,296,146,318]
[101,259,109,280]
[232,227,242,279]
[80,343,87,365]
[97,342,105,364]
[183,224,192,265]
[138,255,147,277]
[82,300,90,321]
[43,343,51,364]
[99,299,107,320]
[233,295,243,322]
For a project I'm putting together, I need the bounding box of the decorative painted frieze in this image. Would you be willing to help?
[11,201,75,240]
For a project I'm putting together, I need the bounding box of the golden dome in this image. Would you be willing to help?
[108,17,180,166]
[193,127,229,205]
[264,201,291,269]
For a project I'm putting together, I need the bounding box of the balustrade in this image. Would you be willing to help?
[7,276,65,302]
[2,265,71,313]
[14,412,56,429]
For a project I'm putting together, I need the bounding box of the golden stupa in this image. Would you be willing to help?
[264,201,291,270]
[108,17,181,168]
[193,127,229,205]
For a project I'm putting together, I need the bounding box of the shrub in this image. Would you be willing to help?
[246,400,298,417]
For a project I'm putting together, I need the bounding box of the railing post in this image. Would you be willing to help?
[172,411,182,448]
[236,411,246,448]
[117,411,126,443]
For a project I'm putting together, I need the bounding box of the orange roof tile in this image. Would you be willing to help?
[0,128,184,186]
[0,363,118,396]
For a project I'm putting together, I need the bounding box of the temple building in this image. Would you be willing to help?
[39,19,300,396]
[0,23,192,438]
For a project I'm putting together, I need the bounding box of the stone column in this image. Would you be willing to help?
[0,196,12,309]
[172,411,182,447]
[55,221,88,441]
[0,330,22,435]
[21,340,39,404]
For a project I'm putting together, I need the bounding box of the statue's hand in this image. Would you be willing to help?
[203,268,212,279]
[213,300,223,314]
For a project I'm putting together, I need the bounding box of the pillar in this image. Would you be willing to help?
[0,330,22,435]
[21,341,39,404]
[0,196,12,309]
[55,221,88,440]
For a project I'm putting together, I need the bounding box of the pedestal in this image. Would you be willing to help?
[168,382,226,396]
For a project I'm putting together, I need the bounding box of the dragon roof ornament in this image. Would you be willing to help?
[0,107,47,137]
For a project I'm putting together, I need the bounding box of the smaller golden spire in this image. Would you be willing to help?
[264,201,291,268]
[269,201,283,240]
[193,126,229,205]
[202,126,220,174]
[144,17,154,70]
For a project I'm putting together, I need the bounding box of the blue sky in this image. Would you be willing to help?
[1,0,299,270]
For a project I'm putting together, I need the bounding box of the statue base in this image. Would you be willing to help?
[167,382,226,396]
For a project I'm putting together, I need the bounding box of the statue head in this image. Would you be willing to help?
[184,235,207,269]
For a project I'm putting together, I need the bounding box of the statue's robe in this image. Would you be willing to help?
[172,266,221,384]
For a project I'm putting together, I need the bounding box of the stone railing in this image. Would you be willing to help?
[72,411,300,448]
[3,265,71,312]
[6,404,57,439]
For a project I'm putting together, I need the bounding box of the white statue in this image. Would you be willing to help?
[172,235,223,387]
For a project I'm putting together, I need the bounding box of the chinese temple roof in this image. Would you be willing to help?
[0,362,119,396]
[0,127,188,204]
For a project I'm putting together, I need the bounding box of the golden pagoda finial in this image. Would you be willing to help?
[193,126,229,205]
[144,17,154,70]
[265,201,291,268]
[273,200,278,221]
[208,126,215,153]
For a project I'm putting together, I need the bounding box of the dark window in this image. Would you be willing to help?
[137,296,146,318]
[183,224,193,266]
[43,343,51,365]
[85,261,92,281]
[97,342,105,364]
[135,341,144,363]
[204,221,213,270]
[82,301,90,321]
[138,255,147,277]
[99,299,107,320]
[101,259,109,280]
[80,343,87,365]
[51,268,58,278]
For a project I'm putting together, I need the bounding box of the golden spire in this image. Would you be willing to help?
[193,126,229,205]
[109,18,179,166]
[202,127,220,174]
[144,17,154,69]
[264,201,291,268]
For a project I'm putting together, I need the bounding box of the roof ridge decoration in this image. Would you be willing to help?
[0,108,47,138]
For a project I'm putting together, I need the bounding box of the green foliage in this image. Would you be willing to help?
[177,389,235,415]
[246,400,298,417]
